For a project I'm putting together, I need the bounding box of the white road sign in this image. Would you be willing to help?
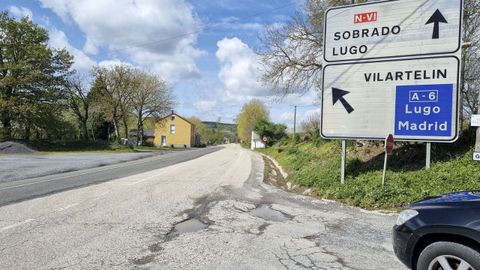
[321,56,459,142]
[324,0,463,62]
[474,152,480,162]
[471,115,480,127]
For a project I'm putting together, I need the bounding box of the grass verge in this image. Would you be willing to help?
[259,129,480,210]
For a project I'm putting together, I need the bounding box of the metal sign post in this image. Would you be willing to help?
[426,142,432,169]
[473,89,479,161]
[341,140,346,184]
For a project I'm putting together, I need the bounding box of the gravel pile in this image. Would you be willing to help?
[0,141,35,154]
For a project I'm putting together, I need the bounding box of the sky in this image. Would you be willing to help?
[2,0,321,127]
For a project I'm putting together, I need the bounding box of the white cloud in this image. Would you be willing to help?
[300,108,321,122]
[39,0,204,81]
[215,37,268,103]
[279,111,294,123]
[97,59,133,69]
[48,28,96,72]
[8,6,33,19]
[193,100,217,113]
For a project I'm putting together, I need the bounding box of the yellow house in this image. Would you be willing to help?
[154,112,197,148]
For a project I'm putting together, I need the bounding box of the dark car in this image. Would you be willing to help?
[393,191,480,270]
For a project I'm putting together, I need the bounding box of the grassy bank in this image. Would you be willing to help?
[259,130,480,210]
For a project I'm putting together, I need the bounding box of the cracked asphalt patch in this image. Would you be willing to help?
[0,144,406,269]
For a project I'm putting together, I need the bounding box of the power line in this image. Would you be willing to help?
[292,104,320,108]
[120,2,297,51]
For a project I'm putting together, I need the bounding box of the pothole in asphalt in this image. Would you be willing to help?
[131,254,156,265]
[166,218,208,240]
[249,204,293,222]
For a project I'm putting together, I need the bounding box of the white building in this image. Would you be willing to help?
[250,131,265,150]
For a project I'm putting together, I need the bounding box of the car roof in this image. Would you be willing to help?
[410,191,480,207]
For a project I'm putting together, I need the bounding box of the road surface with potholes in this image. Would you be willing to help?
[0,144,406,269]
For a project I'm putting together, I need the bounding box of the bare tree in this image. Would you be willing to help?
[92,65,134,142]
[130,70,174,146]
[66,76,90,140]
[257,0,358,97]
[301,111,321,133]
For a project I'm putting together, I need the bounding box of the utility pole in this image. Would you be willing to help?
[293,105,297,143]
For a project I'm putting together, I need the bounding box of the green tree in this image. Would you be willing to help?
[0,12,73,140]
[236,99,269,147]
[254,120,287,146]
[187,116,208,144]
[187,117,221,145]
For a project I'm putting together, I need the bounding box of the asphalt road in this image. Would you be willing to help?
[0,152,157,183]
[0,144,406,269]
[0,147,220,206]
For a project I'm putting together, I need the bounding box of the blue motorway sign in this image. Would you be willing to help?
[394,84,453,138]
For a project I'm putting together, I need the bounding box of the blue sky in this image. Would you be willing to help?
[2,0,320,127]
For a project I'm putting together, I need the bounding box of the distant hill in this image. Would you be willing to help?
[202,121,237,140]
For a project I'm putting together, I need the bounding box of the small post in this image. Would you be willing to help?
[293,105,297,143]
[341,140,346,184]
[382,153,388,186]
[426,142,431,169]
[475,89,480,154]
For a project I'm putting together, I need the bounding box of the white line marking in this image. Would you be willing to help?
[0,219,35,233]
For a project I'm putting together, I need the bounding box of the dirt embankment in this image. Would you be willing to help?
[0,141,35,154]
[262,155,314,197]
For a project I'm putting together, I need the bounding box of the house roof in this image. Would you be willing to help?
[143,130,155,137]
[158,111,195,127]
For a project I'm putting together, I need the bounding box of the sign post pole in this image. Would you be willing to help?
[341,140,346,184]
[292,105,297,144]
[383,134,394,186]
[475,90,480,157]
[382,153,388,187]
[472,113,480,161]
[426,143,432,169]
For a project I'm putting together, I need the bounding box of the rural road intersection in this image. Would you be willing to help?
[0,144,406,269]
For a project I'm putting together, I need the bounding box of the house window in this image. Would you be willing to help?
[171,116,175,121]
[170,124,176,134]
